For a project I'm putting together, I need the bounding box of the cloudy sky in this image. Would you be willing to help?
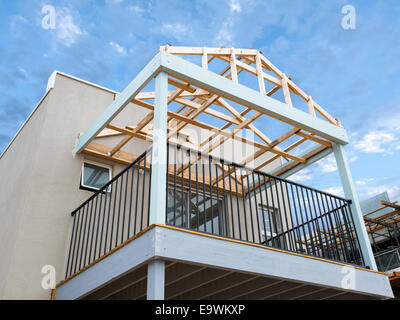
[0,0,399,202]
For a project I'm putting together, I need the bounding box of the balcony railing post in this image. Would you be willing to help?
[332,142,377,270]
[149,71,168,225]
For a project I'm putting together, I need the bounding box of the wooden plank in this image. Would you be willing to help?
[230,49,238,83]
[307,96,316,117]
[255,53,266,94]
[202,47,208,69]
[381,200,400,210]
[281,74,293,107]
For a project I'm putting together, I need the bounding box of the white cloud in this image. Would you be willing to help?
[290,169,312,183]
[354,131,395,153]
[109,41,127,54]
[106,0,124,4]
[128,5,145,13]
[359,185,400,201]
[56,11,84,47]
[356,177,374,186]
[318,154,337,173]
[229,0,242,13]
[396,143,400,150]
[161,23,191,40]
[324,186,344,197]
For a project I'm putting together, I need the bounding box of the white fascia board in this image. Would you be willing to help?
[159,52,349,145]
[75,52,163,153]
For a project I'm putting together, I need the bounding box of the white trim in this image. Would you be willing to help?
[81,159,113,191]
[47,70,118,95]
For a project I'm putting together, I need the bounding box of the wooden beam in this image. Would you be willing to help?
[255,52,266,94]
[281,74,293,107]
[381,200,400,210]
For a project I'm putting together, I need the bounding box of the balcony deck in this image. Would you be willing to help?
[55,145,394,300]
[55,225,392,300]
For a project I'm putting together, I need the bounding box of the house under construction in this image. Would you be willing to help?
[0,45,394,300]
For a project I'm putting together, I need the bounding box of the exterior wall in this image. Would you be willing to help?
[0,73,141,299]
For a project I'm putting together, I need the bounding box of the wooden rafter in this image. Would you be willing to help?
[80,45,345,179]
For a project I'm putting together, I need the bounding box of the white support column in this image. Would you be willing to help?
[332,143,377,270]
[147,260,165,300]
[149,71,168,225]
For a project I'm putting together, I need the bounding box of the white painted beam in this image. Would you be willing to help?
[149,72,168,225]
[332,143,378,270]
[147,260,165,300]
[75,52,162,153]
[154,227,392,298]
[159,51,349,144]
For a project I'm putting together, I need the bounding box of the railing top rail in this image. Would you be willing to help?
[167,142,350,203]
[71,147,152,216]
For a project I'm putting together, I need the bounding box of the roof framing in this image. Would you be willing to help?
[75,46,349,177]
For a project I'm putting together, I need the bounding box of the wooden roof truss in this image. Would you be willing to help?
[79,45,347,178]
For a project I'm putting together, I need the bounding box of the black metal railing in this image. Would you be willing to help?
[374,248,400,272]
[166,143,365,267]
[65,142,366,279]
[65,149,152,278]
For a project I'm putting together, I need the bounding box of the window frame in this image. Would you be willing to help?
[257,203,278,241]
[80,159,113,192]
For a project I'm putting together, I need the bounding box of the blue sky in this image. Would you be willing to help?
[0,0,399,202]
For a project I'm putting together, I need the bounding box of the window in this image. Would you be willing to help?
[166,186,224,236]
[81,161,112,191]
[258,204,277,244]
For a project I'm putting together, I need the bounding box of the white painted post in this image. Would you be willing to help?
[147,260,165,300]
[332,143,377,270]
[149,71,168,225]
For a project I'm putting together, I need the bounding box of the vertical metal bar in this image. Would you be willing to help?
[88,194,99,265]
[115,171,124,247]
[78,204,89,272]
[227,164,236,239]
[273,178,287,250]
[93,192,103,261]
[141,154,147,230]
[146,151,152,228]
[195,151,200,231]
[121,168,129,242]
[252,172,262,244]
[307,188,325,258]
[266,177,280,248]
[279,180,294,251]
[283,181,301,252]
[173,146,177,227]
[208,155,214,234]
[290,183,307,253]
[233,165,243,240]
[201,154,207,233]
[104,179,114,255]
[188,150,193,230]
[165,144,170,228]
[72,209,84,275]
[220,161,229,237]
[180,147,185,228]
[128,163,135,238]
[110,173,119,251]
[65,214,77,278]
[98,188,108,259]
[214,160,224,236]
[245,170,255,242]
